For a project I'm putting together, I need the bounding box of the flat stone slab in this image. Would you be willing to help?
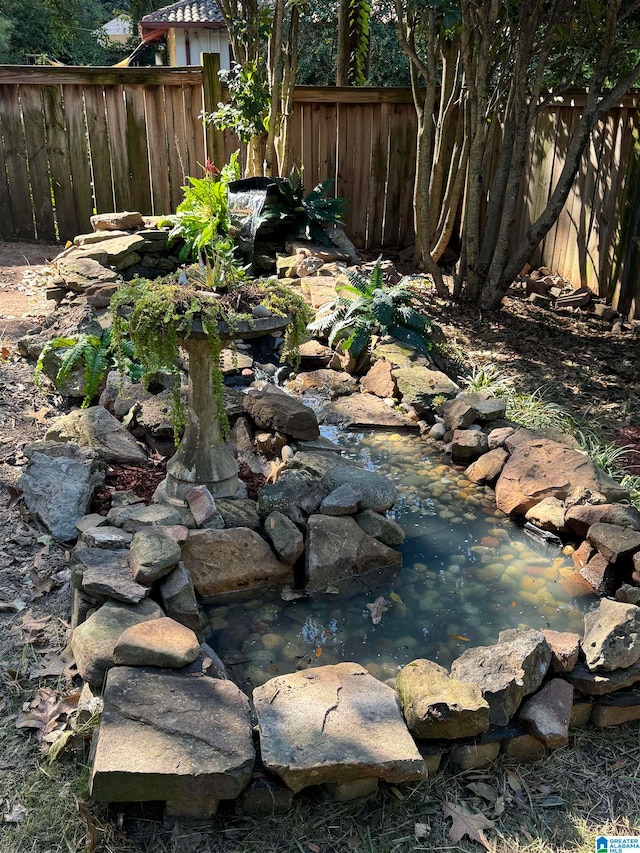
[79,526,133,549]
[216,498,261,530]
[586,523,640,563]
[243,385,319,440]
[396,659,490,739]
[72,546,149,604]
[113,617,201,667]
[354,510,405,546]
[71,599,164,687]
[107,503,182,532]
[90,667,254,802]
[565,503,640,537]
[182,527,291,597]
[253,663,425,792]
[288,369,358,398]
[320,393,419,430]
[566,659,640,695]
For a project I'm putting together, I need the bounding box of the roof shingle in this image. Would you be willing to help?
[142,0,225,25]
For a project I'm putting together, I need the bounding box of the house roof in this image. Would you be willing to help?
[141,0,226,27]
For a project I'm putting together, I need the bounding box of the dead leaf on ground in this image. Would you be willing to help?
[9,609,51,643]
[443,801,495,850]
[28,568,56,599]
[76,799,99,853]
[366,596,390,625]
[21,406,53,424]
[6,486,22,509]
[414,822,429,840]
[2,802,28,823]
[29,651,76,681]
[16,686,82,743]
[505,768,522,792]
[466,781,499,804]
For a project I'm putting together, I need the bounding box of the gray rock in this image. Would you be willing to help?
[583,598,640,672]
[90,667,254,801]
[91,211,143,231]
[286,450,350,479]
[258,470,328,526]
[566,503,640,537]
[182,528,291,597]
[443,393,506,431]
[519,679,573,748]
[45,407,147,466]
[264,511,305,564]
[565,659,640,695]
[354,509,405,546]
[615,584,640,606]
[306,515,401,592]
[429,422,447,440]
[74,229,129,245]
[75,513,109,533]
[21,442,105,541]
[55,255,119,293]
[113,617,201,667]
[586,523,640,563]
[128,529,181,585]
[451,429,489,465]
[159,562,203,641]
[396,659,490,739]
[320,484,362,516]
[216,498,261,530]
[321,466,397,513]
[72,546,148,604]
[79,525,133,549]
[107,503,182,532]
[450,629,552,725]
[71,598,164,687]
[465,448,508,485]
[253,663,425,792]
[243,385,319,440]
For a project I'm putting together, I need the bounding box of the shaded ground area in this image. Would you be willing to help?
[0,241,638,852]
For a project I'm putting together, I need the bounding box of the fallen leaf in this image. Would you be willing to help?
[390,592,403,604]
[1,346,10,360]
[16,687,82,743]
[505,769,522,792]
[539,796,564,808]
[609,757,628,772]
[494,795,505,816]
[47,729,75,763]
[443,801,494,850]
[466,782,498,804]
[6,486,22,509]
[76,799,99,853]
[366,596,390,625]
[29,651,75,680]
[3,802,28,823]
[9,610,51,643]
[21,406,52,425]
[29,569,55,599]
[306,844,320,853]
[389,786,404,801]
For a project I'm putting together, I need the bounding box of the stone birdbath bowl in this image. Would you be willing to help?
[156,313,292,505]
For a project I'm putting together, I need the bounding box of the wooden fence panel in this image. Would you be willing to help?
[0,65,637,308]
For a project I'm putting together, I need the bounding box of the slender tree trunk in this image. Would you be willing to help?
[265,0,285,176]
[336,0,350,86]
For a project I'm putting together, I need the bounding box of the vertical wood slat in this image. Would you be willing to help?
[125,85,152,214]
[0,84,33,238]
[369,101,389,249]
[62,84,94,233]
[19,85,56,241]
[84,85,114,214]
[165,86,189,210]
[42,83,77,241]
[183,83,206,178]
[201,52,224,168]
[144,86,171,215]
[104,86,132,211]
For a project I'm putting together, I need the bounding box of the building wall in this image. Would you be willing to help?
[168,28,230,68]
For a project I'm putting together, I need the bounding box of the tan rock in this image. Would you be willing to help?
[465,448,508,485]
[501,734,545,761]
[113,617,200,667]
[542,630,581,673]
[518,679,573,748]
[450,741,500,771]
[361,360,398,398]
[91,211,143,231]
[182,527,291,597]
[583,598,640,672]
[396,659,490,739]
[525,496,566,532]
[253,663,425,792]
[321,393,418,430]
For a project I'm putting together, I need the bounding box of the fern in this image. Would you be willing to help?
[310,260,433,358]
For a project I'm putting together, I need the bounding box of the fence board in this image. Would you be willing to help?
[104,86,132,212]
[62,85,94,233]
[42,84,77,241]
[144,86,170,216]
[125,85,152,214]
[165,86,188,210]
[368,101,389,248]
[84,86,114,214]
[20,86,56,241]
[0,85,33,238]
[183,84,206,178]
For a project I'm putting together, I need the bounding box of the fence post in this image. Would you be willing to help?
[201,52,224,168]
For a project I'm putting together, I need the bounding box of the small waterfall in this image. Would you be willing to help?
[227,178,273,268]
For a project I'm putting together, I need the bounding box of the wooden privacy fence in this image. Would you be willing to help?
[0,63,638,300]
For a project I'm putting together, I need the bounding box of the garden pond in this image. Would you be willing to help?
[203,428,595,691]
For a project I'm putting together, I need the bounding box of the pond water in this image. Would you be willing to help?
[203,428,595,691]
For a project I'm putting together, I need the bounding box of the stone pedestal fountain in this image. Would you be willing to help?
[157,314,291,505]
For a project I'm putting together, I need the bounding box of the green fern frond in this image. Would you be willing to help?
[34,337,79,389]
[56,335,100,385]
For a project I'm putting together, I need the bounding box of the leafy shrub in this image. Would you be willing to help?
[160,153,241,262]
[308,261,432,358]
[259,167,347,246]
